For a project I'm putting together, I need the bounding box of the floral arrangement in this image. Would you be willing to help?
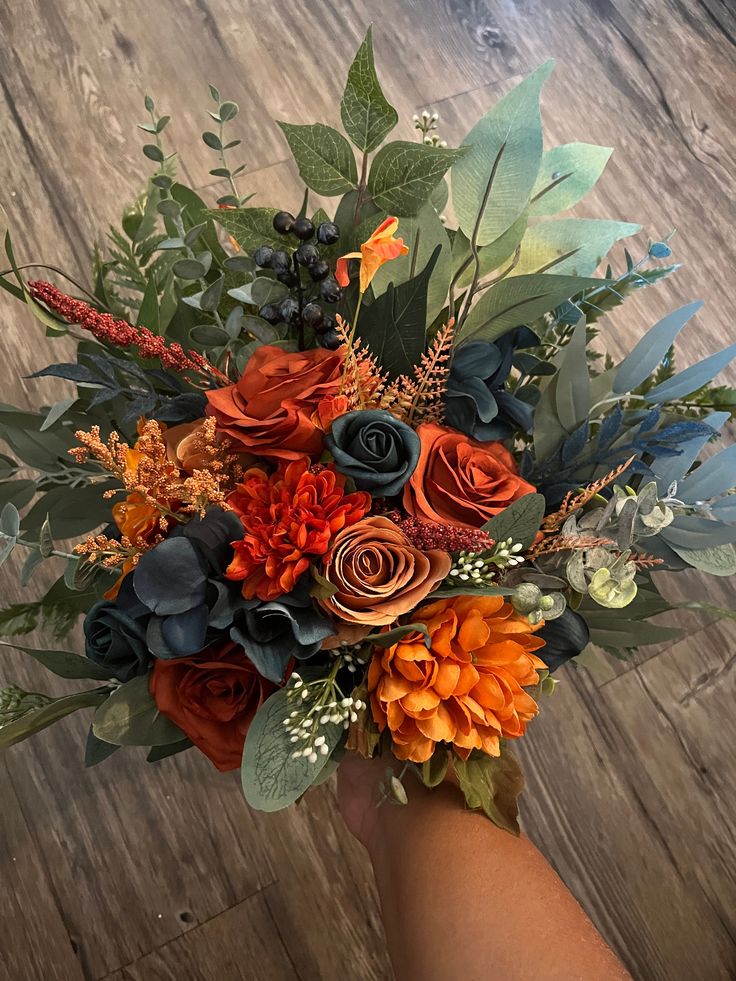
[1,33,734,832]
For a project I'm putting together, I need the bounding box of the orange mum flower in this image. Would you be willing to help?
[335,216,409,294]
[226,458,371,601]
[368,595,546,764]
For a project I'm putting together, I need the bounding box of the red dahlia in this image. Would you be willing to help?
[226,457,371,601]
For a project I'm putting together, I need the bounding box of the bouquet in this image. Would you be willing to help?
[1,31,734,833]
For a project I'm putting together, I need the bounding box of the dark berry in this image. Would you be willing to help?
[291,217,315,241]
[276,270,298,287]
[309,259,330,282]
[295,243,320,266]
[273,211,294,234]
[320,328,341,350]
[279,296,300,324]
[301,302,324,329]
[316,221,340,245]
[253,245,274,268]
[319,276,342,303]
[259,303,282,325]
[270,250,292,273]
[316,314,336,336]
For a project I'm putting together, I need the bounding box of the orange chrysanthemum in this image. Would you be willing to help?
[226,458,371,601]
[368,595,546,763]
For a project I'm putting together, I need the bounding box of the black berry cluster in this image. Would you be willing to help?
[254,211,343,349]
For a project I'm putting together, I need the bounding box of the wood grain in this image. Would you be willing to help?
[0,1,734,979]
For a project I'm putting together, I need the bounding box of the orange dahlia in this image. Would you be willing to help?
[226,458,371,601]
[368,595,546,763]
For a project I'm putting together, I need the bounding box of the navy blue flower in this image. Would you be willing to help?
[230,581,333,683]
[116,508,246,659]
[445,328,537,440]
[83,602,150,681]
[326,409,421,497]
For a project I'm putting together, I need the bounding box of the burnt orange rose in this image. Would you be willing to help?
[320,515,451,626]
[205,344,344,460]
[368,595,546,763]
[403,423,536,529]
[149,639,276,772]
[164,419,213,471]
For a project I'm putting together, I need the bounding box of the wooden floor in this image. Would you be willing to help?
[1,1,735,978]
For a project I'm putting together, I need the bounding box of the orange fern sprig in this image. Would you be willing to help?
[335,315,387,410]
[629,552,665,568]
[541,455,637,533]
[527,534,617,559]
[382,321,455,425]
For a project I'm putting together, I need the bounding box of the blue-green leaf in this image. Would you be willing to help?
[555,319,590,430]
[528,143,612,216]
[613,301,703,394]
[644,344,736,404]
[677,444,736,503]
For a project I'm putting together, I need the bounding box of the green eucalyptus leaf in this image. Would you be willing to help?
[200,274,224,312]
[340,26,398,153]
[38,515,54,558]
[459,274,604,342]
[20,549,45,586]
[173,258,207,280]
[241,687,342,812]
[529,143,613,216]
[482,493,545,549]
[453,748,524,835]
[92,674,184,746]
[0,502,20,538]
[142,143,164,163]
[277,122,358,196]
[368,142,467,216]
[452,62,553,246]
[190,323,230,347]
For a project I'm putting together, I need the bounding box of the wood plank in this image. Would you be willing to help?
[516,622,736,981]
[0,759,85,981]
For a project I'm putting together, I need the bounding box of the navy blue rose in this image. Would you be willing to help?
[83,602,150,681]
[326,409,421,497]
[116,508,246,659]
[445,327,538,440]
[230,581,333,683]
[537,608,590,672]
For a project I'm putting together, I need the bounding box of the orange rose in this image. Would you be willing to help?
[368,595,546,763]
[403,423,536,529]
[164,419,213,471]
[320,515,451,626]
[205,345,344,460]
[149,639,276,772]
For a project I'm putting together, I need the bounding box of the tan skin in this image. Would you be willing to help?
[338,753,632,981]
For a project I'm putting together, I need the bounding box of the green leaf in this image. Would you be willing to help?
[219,100,238,122]
[453,748,525,835]
[136,275,160,332]
[241,687,343,812]
[554,318,590,430]
[452,62,554,247]
[200,273,224,312]
[368,142,468,217]
[38,515,54,558]
[511,219,640,278]
[0,479,36,512]
[482,493,545,549]
[277,122,357,196]
[421,749,449,788]
[529,142,613,216]
[189,323,230,347]
[452,213,528,289]
[142,143,164,163]
[92,674,184,746]
[0,640,116,680]
[429,583,514,599]
[208,206,282,254]
[173,258,207,280]
[20,549,44,586]
[667,541,736,576]
[40,397,76,432]
[365,623,431,648]
[370,202,452,324]
[340,26,398,153]
[85,727,121,767]
[146,738,193,763]
[361,245,441,377]
[613,301,704,395]
[459,274,604,342]
[0,688,108,749]
[0,502,20,537]
[644,343,736,404]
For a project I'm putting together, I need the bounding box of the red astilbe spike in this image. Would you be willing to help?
[382,321,455,425]
[381,510,495,553]
[27,280,229,386]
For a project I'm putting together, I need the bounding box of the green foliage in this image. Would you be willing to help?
[453,62,553,247]
[453,747,525,835]
[209,206,282,254]
[482,494,545,549]
[0,576,101,640]
[340,26,398,153]
[277,122,357,196]
[528,142,613,216]
[510,219,640,278]
[368,142,467,216]
[92,674,184,746]
[241,686,342,812]
[0,687,108,749]
[0,640,115,681]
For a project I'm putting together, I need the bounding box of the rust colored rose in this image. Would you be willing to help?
[403,422,536,529]
[205,344,344,460]
[368,595,546,763]
[164,419,214,472]
[149,639,276,772]
[320,515,451,626]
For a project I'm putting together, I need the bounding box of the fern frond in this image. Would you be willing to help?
[382,321,455,425]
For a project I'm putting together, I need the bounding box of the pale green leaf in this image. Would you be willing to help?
[453,748,525,835]
[511,219,640,278]
[92,674,184,746]
[529,142,612,216]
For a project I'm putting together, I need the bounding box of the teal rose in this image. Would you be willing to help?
[326,409,420,497]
